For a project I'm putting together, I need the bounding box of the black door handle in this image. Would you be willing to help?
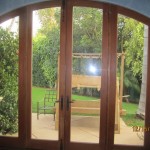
[67,96,74,111]
[55,96,63,110]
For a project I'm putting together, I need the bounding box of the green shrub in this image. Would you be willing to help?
[0,27,18,135]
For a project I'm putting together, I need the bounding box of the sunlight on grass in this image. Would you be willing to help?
[32,87,144,126]
[122,102,144,126]
[32,87,46,112]
[32,87,97,112]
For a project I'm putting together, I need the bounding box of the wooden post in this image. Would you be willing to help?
[119,52,125,114]
[55,52,60,130]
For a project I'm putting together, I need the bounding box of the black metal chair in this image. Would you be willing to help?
[37,89,56,120]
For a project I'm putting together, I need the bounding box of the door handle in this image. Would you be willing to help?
[67,96,74,111]
[55,96,63,110]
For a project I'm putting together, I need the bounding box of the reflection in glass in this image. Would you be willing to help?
[0,17,19,137]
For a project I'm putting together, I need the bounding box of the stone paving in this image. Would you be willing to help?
[32,113,144,145]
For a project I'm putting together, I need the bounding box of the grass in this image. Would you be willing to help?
[32,87,97,113]
[32,87,144,126]
[32,87,46,112]
[122,102,144,126]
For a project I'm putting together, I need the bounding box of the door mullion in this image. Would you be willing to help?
[100,4,109,150]
[106,5,118,150]
[59,0,68,148]
[63,0,73,149]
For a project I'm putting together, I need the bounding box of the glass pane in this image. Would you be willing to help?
[71,7,103,143]
[0,16,19,137]
[114,14,145,145]
[31,7,60,140]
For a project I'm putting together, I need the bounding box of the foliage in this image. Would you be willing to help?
[123,70,141,102]
[0,27,18,135]
[118,15,144,101]
[123,18,144,78]
[33,8,144,102]
[72,7,102,76]
[32,34,50,87]
[73,7,103,53]
[72,7,103,97]
[32,87,97,113]
[32,7,103,88]
[32,8,60,88]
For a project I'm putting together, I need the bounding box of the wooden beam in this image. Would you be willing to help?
[106,5,117,150]
[72,53,123,59]
[21,6,32,147]
[100,4,109,149]
[119,52,125,114]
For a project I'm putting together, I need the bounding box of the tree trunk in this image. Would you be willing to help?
[137,25,148,118]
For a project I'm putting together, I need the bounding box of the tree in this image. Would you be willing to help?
[32,34,51,87]
[118,15,144,101]
[73,7,103,53]
[33,8,144,100]
[124,18,144,78]
[72,7,103,96]
[32,8,60,88]
[0,27,18,135]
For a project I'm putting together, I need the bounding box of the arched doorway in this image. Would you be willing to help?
[0,1,150,150]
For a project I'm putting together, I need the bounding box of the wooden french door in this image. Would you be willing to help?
[27,1,64,150]
[62,1,117,150]
[0,1,117,150]
[28,0,150,150]
[1,1,150,150]
[25,1,150,149]
[28,1,117,149]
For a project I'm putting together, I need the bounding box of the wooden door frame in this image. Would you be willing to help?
[0,0,150,150]
[0,8,27,148]
[24,1,64,150]
[64,1,112,150]
[63,1,150,150]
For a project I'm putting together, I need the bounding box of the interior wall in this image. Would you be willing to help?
[0,0,49,16]
[99,0,150,18]
[0,0,150,18]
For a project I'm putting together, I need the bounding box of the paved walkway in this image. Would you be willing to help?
[32,113,144,145]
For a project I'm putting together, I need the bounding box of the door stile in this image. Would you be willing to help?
[19,7,32,147]
[25,3,62,150]
[62,0,73,149]
[64,2,110,150]
[106,5,118,150]
[26,7,33,147]
[100,5,109,150]
[59,0,69,149]
[20,6,32,147]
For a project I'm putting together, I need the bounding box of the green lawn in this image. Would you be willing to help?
[32,87,97,113]
[32,87,144,126]
[122,102,144,126]
[32,87,46,112]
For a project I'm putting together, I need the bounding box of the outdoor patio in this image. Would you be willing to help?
[32,113,143,145]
